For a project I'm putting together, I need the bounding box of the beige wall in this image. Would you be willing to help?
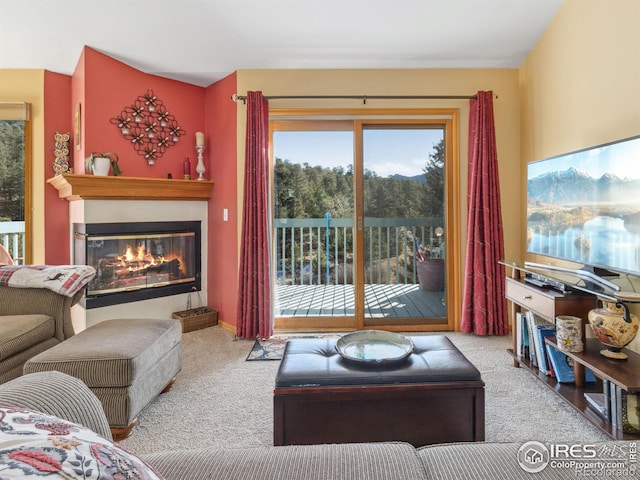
[520,0,640,163]
[520,0,640,352]
[236,69,522,316]
[0,70,45,263]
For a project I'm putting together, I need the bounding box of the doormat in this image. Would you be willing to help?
[246,335,340,361]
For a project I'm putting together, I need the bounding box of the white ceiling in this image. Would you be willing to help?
[0,0,564,88]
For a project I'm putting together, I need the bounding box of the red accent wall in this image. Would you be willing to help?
[43,71,72,264]
[42,47,241,329]
[74,47,205,179]
[71,49,86,173]
[205,72,238,327]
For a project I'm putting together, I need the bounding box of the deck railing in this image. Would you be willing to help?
[274,216,444,286]
[0,221,25,264]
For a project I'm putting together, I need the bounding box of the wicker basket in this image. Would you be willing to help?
[172,291,218,333]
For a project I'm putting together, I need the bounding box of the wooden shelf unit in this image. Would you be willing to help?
[505,275,640,440]
[506,276,594,367]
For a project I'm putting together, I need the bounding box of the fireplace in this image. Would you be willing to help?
[74,221,201,309]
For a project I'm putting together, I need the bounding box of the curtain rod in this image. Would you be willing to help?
[230,93,481,105]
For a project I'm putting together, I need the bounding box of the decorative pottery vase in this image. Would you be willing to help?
[587,298,639,359]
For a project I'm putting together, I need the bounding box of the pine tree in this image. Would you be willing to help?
[0,121,25,221]
[423,138,445,217]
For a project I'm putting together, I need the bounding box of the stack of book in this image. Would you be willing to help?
[515,310,595,382]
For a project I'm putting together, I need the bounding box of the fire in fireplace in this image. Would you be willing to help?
[74,221,201,308]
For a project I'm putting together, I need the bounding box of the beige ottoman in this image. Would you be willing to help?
[24,318,182,440]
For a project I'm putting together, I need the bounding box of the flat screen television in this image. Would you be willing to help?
[526,134,640,283]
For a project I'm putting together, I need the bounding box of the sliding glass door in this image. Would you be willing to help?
[360,123,447,328]
[271,111,457,332]
[272,122,357,331]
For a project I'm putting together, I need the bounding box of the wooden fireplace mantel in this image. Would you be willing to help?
[47,174,214,201]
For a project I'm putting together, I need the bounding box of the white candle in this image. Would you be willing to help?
[196,132,204,147]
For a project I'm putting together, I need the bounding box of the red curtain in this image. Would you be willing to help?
[461,91,508,336]
[236,91,272,339]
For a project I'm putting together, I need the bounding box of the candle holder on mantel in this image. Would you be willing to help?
[195,145,206,181]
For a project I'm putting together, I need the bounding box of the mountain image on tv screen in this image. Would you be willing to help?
[527,135,640,276]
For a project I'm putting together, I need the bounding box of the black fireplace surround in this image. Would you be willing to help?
[74,221,201,309]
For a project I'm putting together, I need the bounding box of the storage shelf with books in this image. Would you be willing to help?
[507,340,637,440]
[503,264,640,440]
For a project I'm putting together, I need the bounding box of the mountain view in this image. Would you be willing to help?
[528,167,640,206]
[527,167,640,273]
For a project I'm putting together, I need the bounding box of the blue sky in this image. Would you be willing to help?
[528,135,640,180]
[273,128,444,178]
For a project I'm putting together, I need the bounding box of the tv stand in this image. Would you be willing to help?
[504,266,640,440]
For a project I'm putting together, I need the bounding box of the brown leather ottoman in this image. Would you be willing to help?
[273,335,484,447]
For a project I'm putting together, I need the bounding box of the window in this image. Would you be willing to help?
[0,102,31,264]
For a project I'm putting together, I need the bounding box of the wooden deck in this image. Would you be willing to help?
[275,284,445,318]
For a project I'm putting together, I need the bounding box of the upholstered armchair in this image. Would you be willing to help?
[0,285,84,383]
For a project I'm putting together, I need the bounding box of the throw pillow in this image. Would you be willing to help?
[0,406,163,479]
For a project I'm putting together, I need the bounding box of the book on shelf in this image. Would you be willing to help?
[545,345,556,378]
[525,311,555,374]
[544,343,597,383]
[602,378,611,421]
[525,311,537,368]
[520,312,530,359]
[516,312,523,358]
[603,379,611,421]
[584,392,608,420]
[610,381,622,433]
[535,324,557,375]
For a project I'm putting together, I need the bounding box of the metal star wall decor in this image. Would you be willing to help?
[110,89,185,165]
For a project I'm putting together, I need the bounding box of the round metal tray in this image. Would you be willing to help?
[335,330,414,365]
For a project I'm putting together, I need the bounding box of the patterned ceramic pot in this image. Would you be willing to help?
[588,298,639,359]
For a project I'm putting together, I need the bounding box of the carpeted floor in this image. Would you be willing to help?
[119,326,610,456]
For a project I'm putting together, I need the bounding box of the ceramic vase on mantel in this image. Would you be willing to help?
[587,298,639,359]
[91,157,111,176]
